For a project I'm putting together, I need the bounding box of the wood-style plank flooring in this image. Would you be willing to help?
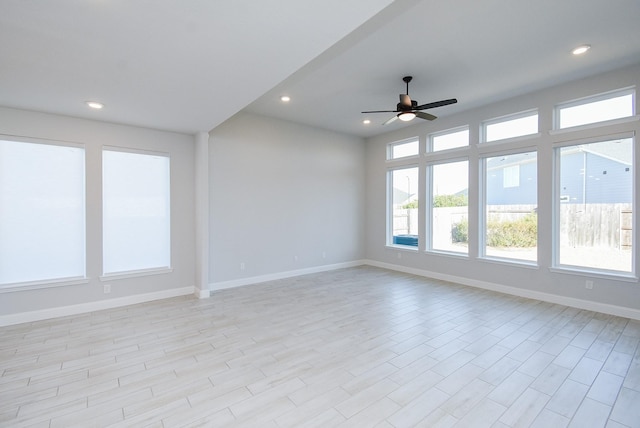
[1,266,639,427]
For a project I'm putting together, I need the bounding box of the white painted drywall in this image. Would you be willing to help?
[208,112,366,284]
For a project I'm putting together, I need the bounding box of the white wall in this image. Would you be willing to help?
[208,112,365,286]
[365,63,640,318]
[0,107,196,320]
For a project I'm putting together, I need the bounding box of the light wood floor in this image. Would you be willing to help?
[1,266,639,427]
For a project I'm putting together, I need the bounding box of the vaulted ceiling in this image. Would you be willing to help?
[2,1,639,138]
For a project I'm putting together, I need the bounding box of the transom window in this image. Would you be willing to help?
[388,138,419,160]
[429,127,469,152]
[483,111,538,143]
[555,88,635,129]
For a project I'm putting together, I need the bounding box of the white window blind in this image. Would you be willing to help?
[102,149,170,275]
[0,139,85,285]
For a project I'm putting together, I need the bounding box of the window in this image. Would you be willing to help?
[389,166,419,247]
[483,111,538,142]
[555,137,633,273]
[388,138,419,159]
[483,151,537,262]
[430,127,469,151]
[503,165,520,188]
[430,160,468,254]
[0,139,85,285]
[103,149,171,275]
[556,89,634,129]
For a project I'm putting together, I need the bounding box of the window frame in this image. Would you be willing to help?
[553,87,636,131]
[551,132,636,278]
[101,146,172,278]
[426,157,470,256]
[0,136,87,291]
[387,164,420,250]
[479,147,538,265]
[387,137,420,160]
[481,109,539,144]
[428,126,470,153]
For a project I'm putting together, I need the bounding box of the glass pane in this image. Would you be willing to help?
[485,151,537,261]
[557,138,633,272]
[431,161,468,253]
[390,167,419,247]
[103,150,171,274]
[0,140,85,285]
[431,128,469,151]
[485,113,538,142]
[559,93,633,129]
[390,139,419,159]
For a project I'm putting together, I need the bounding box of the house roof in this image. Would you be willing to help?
[1,1,639,137]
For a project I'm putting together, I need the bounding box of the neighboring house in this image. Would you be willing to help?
[486,140,632,205]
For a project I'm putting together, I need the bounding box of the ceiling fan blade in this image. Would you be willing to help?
[382,115,399,125]
[399,94,412,108]
[362,110,399,113]
[416,111,437,121]
[415,98,458,110]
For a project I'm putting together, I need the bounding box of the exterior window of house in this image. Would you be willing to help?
[388,138,419,159]
[556,89,634,129]
[483,151,537,262]
[389,166,419,248]
[555,137,633,273]
[430,160,468,254]
[103,148,171,275]
[483,111,538,143]
[503,165,520,188]
[430,127,469,152]
[0,139,85,286]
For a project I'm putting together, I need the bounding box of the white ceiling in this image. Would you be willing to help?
[2,0,640,139]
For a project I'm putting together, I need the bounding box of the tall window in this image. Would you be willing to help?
[103,149,171,275]
[389,166,419,247]
[430,160,468,254]
[0,139,85,285]
[483,151,537,262]
[555,137,633,273]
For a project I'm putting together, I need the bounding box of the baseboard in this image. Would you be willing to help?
[208,260,366,293]
[0,286,195,327]
[364,259,640,321]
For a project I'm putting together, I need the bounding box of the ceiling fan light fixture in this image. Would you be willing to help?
[398,111,416,121]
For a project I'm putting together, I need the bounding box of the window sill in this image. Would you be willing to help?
[0,277,89,293]
[478,256,539,269]
[549,266,638,282]
[100,267,173,282]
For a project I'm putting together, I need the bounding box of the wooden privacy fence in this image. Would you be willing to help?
[395,204,632,250]
[559,203,632,249]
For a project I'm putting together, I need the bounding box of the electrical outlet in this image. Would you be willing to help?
[103,284,111,294]
[585,280,594,290]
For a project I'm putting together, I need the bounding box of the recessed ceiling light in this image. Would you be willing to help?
[280,96,291,102]
[86,101,104,109]
[572,44,591,55]
[363,119,371,125]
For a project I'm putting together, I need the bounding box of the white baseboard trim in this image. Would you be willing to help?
[364,260,640,321]
[0,286,195,327]
[208,261,366,294]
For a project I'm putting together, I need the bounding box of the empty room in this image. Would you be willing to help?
[1,1,640,427]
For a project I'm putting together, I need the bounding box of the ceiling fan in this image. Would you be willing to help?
[362,76,457,125]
